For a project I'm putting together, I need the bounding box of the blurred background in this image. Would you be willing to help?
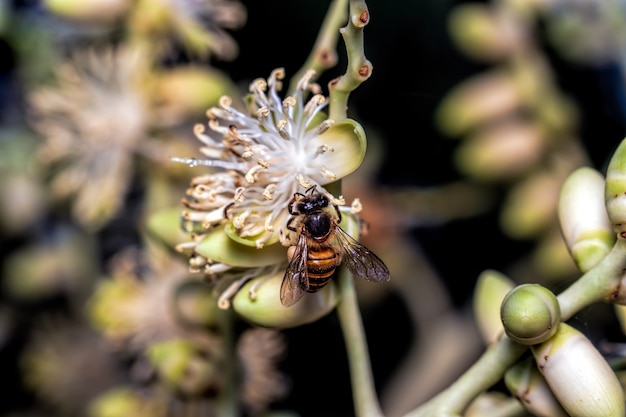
[1,0,626,416]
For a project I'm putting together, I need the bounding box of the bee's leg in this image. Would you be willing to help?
[286,216,298,232]
[223,202,235,219]
[333,204,342,223]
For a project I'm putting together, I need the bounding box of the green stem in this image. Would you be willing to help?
[557,236,626,321]
[402,336,528,417]
[328,0,373,122]
[290,0,348,92]
[336,266,385,417]
[215,308,239,417]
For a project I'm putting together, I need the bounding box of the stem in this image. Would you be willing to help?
[336,266,385,417]
[402,336,528,417]
[328,0,373,122]
[557,236,626,321]
[290,0,348,92]
[215,308,239,417]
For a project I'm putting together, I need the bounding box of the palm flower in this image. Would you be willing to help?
[28,46,154,230]
[173,68,367,313]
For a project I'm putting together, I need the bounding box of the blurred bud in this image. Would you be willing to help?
[88,387,160,417]
[436,71,523,137]
[558,167,614,272]
[531,323,625,417]
[455,120,545,182]
[232,270,338,329]
[0,172,47,235]
[501,284,560,345]
[448,4,526,62]
[604,138,626,237]
[146,339,220,397]
[530,229,579,281]
[43,0,131,24]
[473,269,515,344]
[504,357,569,417]
[154,67,236,123]
[500,168,561,239]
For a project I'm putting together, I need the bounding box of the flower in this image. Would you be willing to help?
[175,67,366,246]
[171,68,367,317]
[129,0,247,60]
[28,46,154,230]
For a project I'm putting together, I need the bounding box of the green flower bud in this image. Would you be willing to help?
[504,357,569,417]
[455,121,544,182]
[448,4,523,62]
[559,167,614,272]
[500,284,560,345]
[473,269,515,344]
[232,269,338,329]
[531,323,625,417]
[88,387,159,417]
[500,169,560,239]
[604,137,626,237]
[146,339,220,397]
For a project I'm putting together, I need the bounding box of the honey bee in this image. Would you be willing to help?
[280,186,390,307]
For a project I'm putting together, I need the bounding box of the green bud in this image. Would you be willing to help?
[531,323,625,417]
[604,137,626,237]
[559,167,614,272]
[500,169,560,239]
[473,269,515,344]
[500,284,560,345]
[232,270,338,329]
[504,357,569,417]
[88,387,159,417]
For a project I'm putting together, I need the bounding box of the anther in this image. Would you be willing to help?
[245,165,265,183]
[296,175,312,188]
[219,95,233,108]
[263,184,276,200]
[321,167,337,180]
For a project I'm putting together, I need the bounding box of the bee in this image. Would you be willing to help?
[280,186,390,307]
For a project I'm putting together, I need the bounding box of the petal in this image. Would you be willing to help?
[312,118,367,182]
[232,269,338,328]
[195,226,286,267]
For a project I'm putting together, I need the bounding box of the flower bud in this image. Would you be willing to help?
[500,168,560,239]
[559,167,614,272]
[531,323,625,417]
[455,121,544,182]
[473,269,515,344]
[504,357,569,417]
[604,137,626,237]
[500,284,560,345]
[232,270,338,329]
[88,387,159,417]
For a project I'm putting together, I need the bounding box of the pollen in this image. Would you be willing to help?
[321,167,337,180]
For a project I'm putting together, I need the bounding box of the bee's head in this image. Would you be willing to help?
[297,192,329,214]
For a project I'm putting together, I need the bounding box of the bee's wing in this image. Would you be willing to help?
[280,233,309,307]
[334,227,390,282]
